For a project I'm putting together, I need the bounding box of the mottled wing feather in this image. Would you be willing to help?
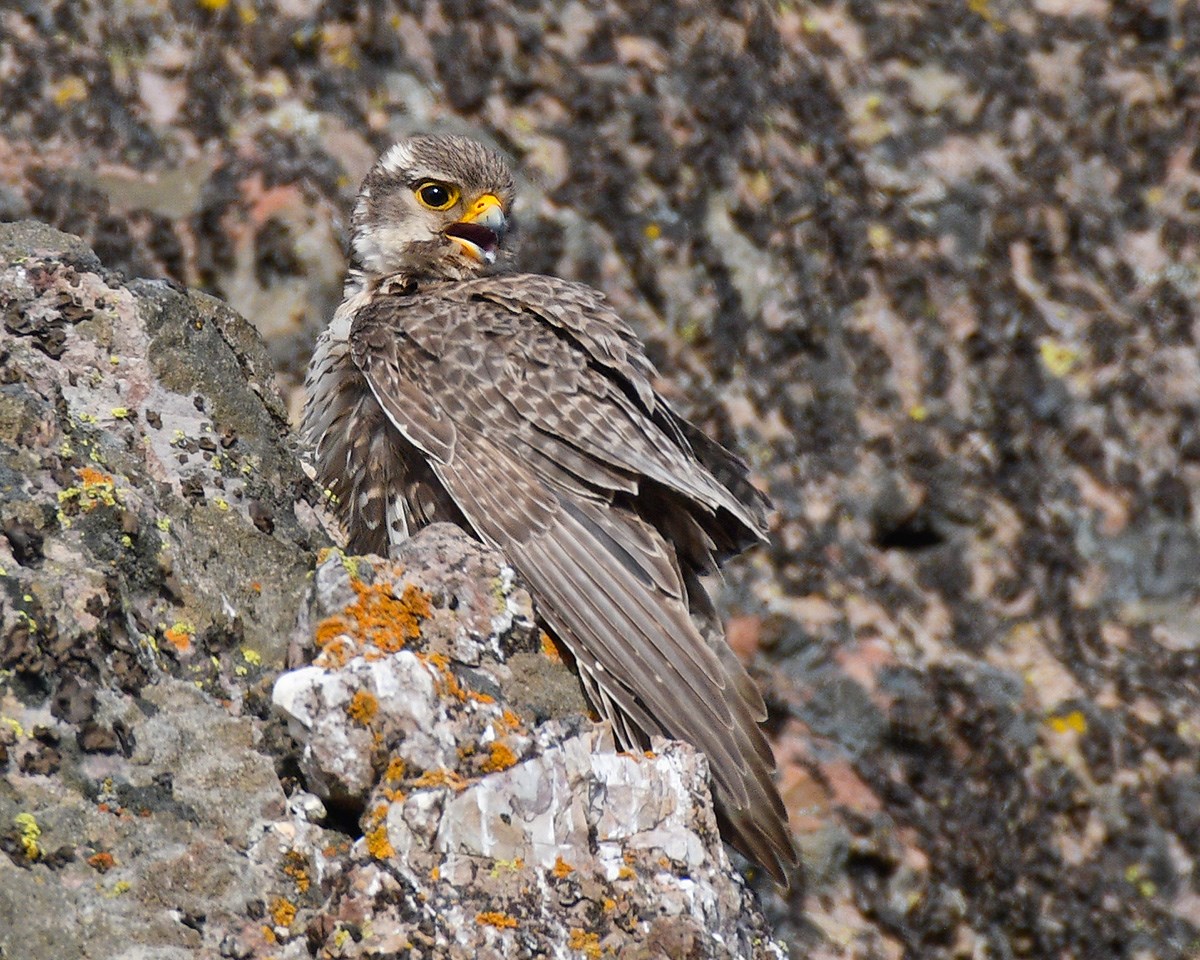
[348,287,796,882]
[449,273,659,412]
[350,319,457,464]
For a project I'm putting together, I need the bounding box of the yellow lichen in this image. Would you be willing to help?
[412,768,470,792]
[1039,339,1079,377]
[1047,710,1087,734]
[51,76,88,107]
[59,467,120,513]
[366,824,395,859]
[14,813,41,860]
[2,716,26,738]
[384,756,407,782]
[551,856,573,879]
[347,689,378,725]
[482,741,518,774]
[241,647,262,666]
[476,911,518,930]
[270,896,297,927]
[282,850,310,893]
[567,928,601,957]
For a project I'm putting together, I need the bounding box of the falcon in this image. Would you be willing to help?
[303,134,798,883]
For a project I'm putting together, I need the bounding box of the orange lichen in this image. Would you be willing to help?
[384,756,407,782]
[476,911,518,930]
[412,768,470,792]
[551,856,574,879]
[419,651,468,700]
[364,802,389,827]
[346,689,378,725]
[468,690,496,705]
[365,824,395,859]
[568,928,601,957]
[270,897,297,927]
[618,866,634,880]
[75,467,119,511]
[283,850,311,893]
[87,851,116,873]
[602,897,616,912]
[163,623,193,653]
[482,741,518,774]
[539,630,564,662]
[498,709,524,731]
[314,635,354,669]
[430,865,440,881]
[261,925,277,944]
[315,579,431,656]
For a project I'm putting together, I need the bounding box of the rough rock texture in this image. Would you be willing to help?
[0,223,786,959]
[274,534,783,959]
[3,2,1200,958]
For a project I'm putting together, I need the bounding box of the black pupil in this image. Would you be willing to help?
[422,184,449,207]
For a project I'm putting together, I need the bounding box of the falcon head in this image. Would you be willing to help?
[350,135,516,282]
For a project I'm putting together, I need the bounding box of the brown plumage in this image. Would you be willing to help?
[304,134,798,883]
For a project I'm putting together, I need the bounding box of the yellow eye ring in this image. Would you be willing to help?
[415,181,459,211]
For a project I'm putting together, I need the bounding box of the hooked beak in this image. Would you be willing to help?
[444,194,508,265]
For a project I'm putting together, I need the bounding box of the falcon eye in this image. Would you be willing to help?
[415,181,459,211]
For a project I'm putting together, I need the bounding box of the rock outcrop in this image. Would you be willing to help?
[0,222,785,959]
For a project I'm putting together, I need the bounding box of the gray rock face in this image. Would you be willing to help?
[0,224,785,959]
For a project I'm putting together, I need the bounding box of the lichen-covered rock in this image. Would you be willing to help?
[0,220,323,697]
[8,1,1200,954]
[273,531,785,958]
[0,228,786,960]
[0,221,336,960]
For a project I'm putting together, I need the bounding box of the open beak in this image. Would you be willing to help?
[444,194,508,265]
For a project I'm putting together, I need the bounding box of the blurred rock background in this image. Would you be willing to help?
[1,0,1199,957]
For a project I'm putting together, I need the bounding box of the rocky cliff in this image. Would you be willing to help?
[0,221,784,959]
[2,1,1200,957]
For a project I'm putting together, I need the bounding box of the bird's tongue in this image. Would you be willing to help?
[445,222,499,256]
